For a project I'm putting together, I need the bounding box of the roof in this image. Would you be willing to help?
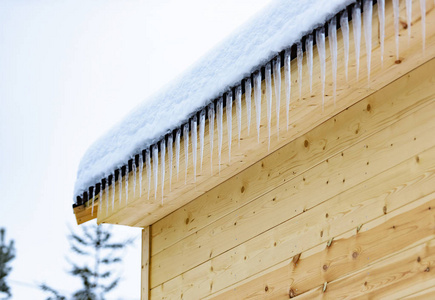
[73,0,355,202]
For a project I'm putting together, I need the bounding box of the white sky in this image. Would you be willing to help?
[0,0,272,298]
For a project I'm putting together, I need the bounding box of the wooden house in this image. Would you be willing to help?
[73,0,435,298]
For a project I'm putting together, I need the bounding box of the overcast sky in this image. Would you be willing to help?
[0,0,272,298]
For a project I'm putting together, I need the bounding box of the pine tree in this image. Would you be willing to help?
[41,224,133,300]
[0,228,15,299]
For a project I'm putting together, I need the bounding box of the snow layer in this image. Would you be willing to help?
[74,0,354,200]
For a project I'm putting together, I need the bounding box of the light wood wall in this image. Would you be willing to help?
[144,0,435,298]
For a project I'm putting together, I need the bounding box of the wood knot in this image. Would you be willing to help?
[366,104,371,111]
[289,288,295,298]
[241,186,245,193]
[364,281,368,286]
[352,252,359,259]
[265,285,269,292]
[383,206,387,215]
[325,213,329,218]
[395,59,402,64]
[416,156,420,163]
[185,218,189,225]
[323,264,329,271]
[293,253,301,265]
[417,256,421,263]
[425,267,430,272]
[304,140,309,148]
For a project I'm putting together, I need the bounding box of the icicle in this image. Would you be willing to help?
[363,0,373,85]
[284,49,291,130]
[160,139,165,204]
[216,97,223,172]
[183,123,189,182]
[191,116,197,181]
[393,0,400,60]
[139,153,143,197]
[199,109,205,170]
[305,35,313,94]
[296,41,303,99]
[105,179,109,215]
[208,104,215,174]
[244,79,252,135]
[132,159,137,197]
[406,0,412,41]
[125,166,129,204]
[111,174,115,210]
[167,135,173,190]
[377,0,385,65]
[340,10,350,80]
[91,190,95,216]
[420,0,426,53]
[119,171,122,204]
[175,129,181,180]
[316,26,326,109]
[329,17,338,103]
[226,91,233,162]
[146,149,151,200]
[273,58,281,138]
[99,184,103,214]
[253,71,262,143]
[152,144,158,199]
[265,62,272,150]
[235,86,242,144]
[352,2,362,80]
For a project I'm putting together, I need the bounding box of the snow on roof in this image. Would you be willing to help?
[74,0,354,201]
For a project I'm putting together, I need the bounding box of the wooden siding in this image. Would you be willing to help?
[86,0,435,229]
[141,0,435,298]
[149,56,435,299]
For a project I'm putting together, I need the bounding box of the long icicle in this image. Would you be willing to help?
[244,79,252,135]
[329,16,338,103]
[406,0,412,41]
[216,97,223,173]
[253,71,262,143]
[175,128,181,181]
[340,10,350,80]
[363,0,373,85]
[119,171,122,204]
[316,26,326,110]
[265,62,272,150]
[105,178,109,216]
[91,188,95,216]
[139,153,143,197]
[191,116,197,181]
[152,144,158,199]
[273,58,281,139]
[124,165,129,204]
[167,135,173,191]
[305,34,313,94]
[352,2,362,80]
[420,0,426,53]
[208,103,215,174]
[145,149,151,200]
[377,0,385,65]
[132,158,137,197]
[99,183,103,215]
[199,109,205,171]
[284,48,291,130]
[160,139,165,204]
[235,86,242,145]
[183,123,189,183]
[296,41,303,99]
[226,90,233,162]
[111,174,115,211]
[393,0,400,61]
